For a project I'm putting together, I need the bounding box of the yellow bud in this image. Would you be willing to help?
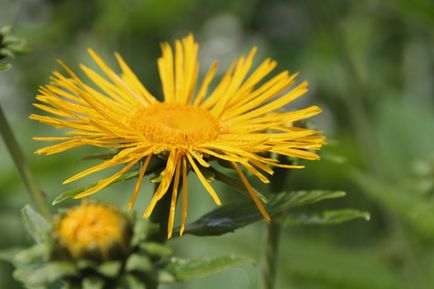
[53,202,131,261]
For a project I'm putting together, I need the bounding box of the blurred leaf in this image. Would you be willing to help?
[179,190,346,236]
[0,247,22,264]
[352,170,434,237]
[163,255,255,282]
[14,262,77,286]
[21,205,50,243]
[121,274,146,289]
[125,254,152,273]
[83,277,104,289]
[97,261,121,278]
[280,209,370,226]
[139,242,173,257]
[280,236,408,289]
[0,62,11,71]
[14,244,49,265]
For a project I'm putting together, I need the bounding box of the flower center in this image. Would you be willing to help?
[131,103,220,146]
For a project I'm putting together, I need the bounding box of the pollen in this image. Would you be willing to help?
[130,103,221,146]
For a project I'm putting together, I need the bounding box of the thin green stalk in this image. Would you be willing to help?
[0,104,51,219]
[260,156,288,289]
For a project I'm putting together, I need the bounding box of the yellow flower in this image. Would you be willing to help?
[53,202,131,260]
[31,34,324,238]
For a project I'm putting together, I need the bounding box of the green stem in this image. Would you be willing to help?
[260,155,288,289]
[260,222,281,289]
[0,104,51,219]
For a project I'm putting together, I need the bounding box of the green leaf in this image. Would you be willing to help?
[14,244,50,265]
[178,190,346,236]
[21,205,50,243]
[280,209,370,226]
[0,247,22,264]
[125,254,152,273]
[82,277,104,289]
[97,261,122,277]
[121,274,146,289]
[163,255,255,282]
[0,62,11,71]
[13,262,77,286]
[139,242,173,257]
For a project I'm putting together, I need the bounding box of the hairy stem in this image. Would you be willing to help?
[0,104,51,219]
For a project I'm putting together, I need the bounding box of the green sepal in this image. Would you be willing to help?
[22,205,51,243]
[279,209,370,226]
[178,190,346,236]
[163,255,255,282]
[119,274,147,289]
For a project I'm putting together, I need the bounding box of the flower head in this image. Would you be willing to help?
[32,34,324,238]
[53,202,131,260]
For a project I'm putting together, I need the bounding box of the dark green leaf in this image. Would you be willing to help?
[21,205,50,243]
[163,255,255,282]
[178,190,346,236]
[280,209,370,226]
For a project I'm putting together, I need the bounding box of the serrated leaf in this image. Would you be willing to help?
[125,254,152,273]
[178,190,346,236]
[280,209,370,226]
[14,262,77,286]
[163,255,255,282]
[21,205,50,243]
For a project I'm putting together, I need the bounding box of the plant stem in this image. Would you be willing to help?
[260,155,288,289]
[0,104,51,219]
[261,222,281,289]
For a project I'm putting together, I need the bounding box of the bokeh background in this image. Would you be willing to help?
[1,0,434,288]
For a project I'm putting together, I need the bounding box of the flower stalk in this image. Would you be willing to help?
[260,155,289,289]
[0,104,51,219]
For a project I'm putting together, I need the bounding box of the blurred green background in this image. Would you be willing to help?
[1,0,434,288]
